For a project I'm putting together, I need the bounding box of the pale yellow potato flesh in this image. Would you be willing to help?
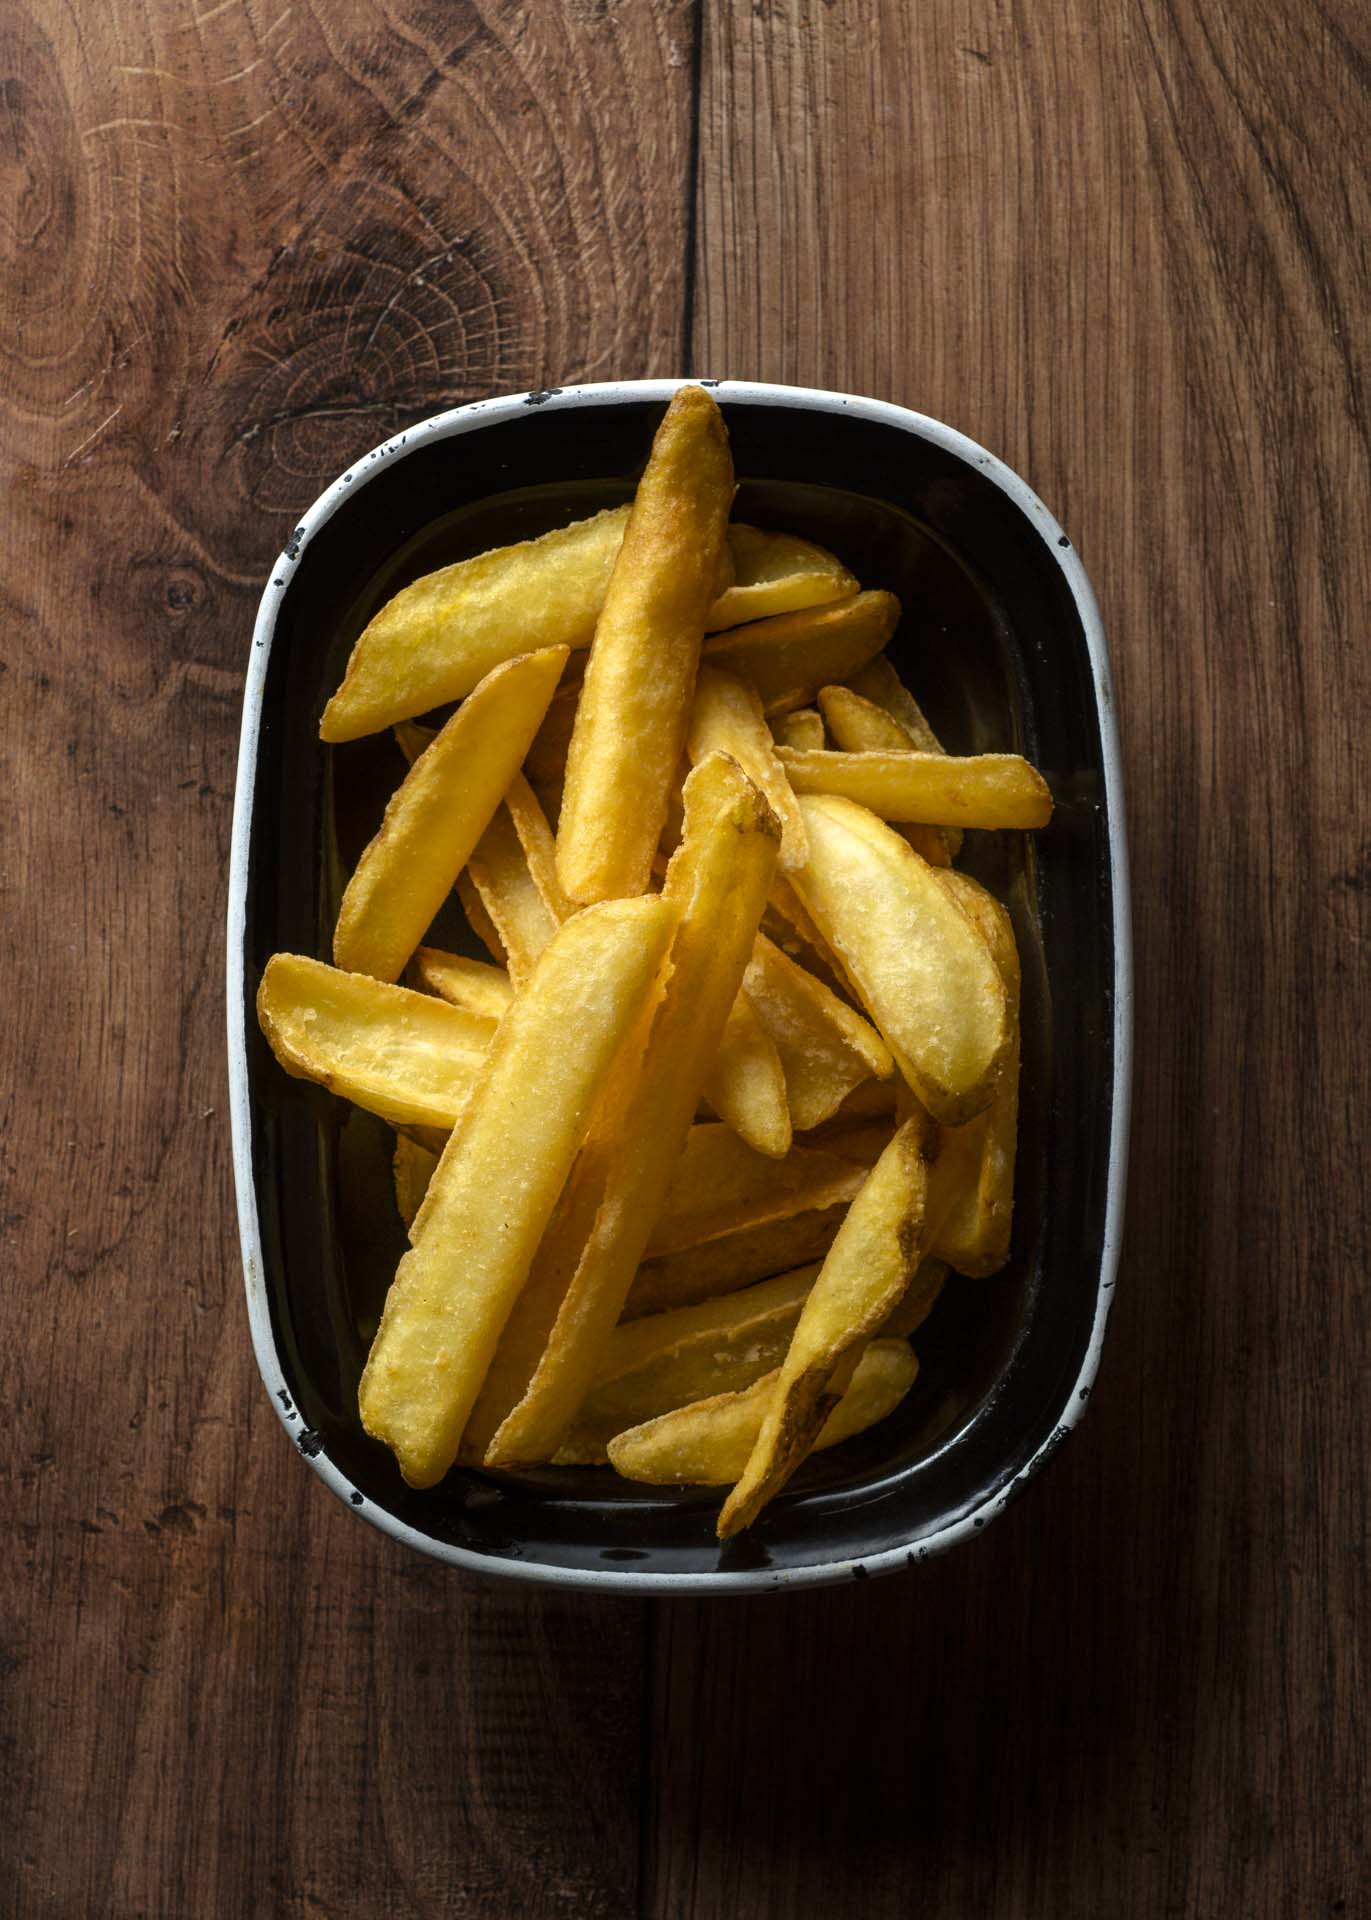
[411,947,514,1022]
[702,990,792,1160]
[818,683,959,865]
[607,1339,920,1487]
[705,525,857,633]
[255,954,494,1132]
[687,664,809,871]
[465,802,561,985]
[554,1264,819,1463]
[357,895,677,1488]
[333,646,568,981]
[393,1133,440,1232]
[744,932,893,1131]
[790,794,1010,1125]
[772,708,826,752]
[717,1120,929,1535]
[701,590,898,715]
[504,772,573,921]
[320,508,628,741]
[556,387,735,904]
[930,872,1022,1277]
[777,747,1054,831]
[485,752,780,1466]
[623,1203,848,1319]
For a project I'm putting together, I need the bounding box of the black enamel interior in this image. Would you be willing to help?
[240,392,1117,1581]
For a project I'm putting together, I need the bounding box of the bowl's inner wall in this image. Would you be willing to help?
[243,395,1114,1577]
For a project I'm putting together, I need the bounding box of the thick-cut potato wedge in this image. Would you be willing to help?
[877,1256,948,1339]
[485,753,780,1466]
[930,872,1021,1276]
[799,1118,896,1168]
[608,1339,919,1486]
[717,1119,930,1536]
[702,991,792,1159]
[455,872,508,966]
[557,388,735,904]
[333,646,568,981]
[256,954,494,1132]
[765,875,854,995]
[687,665,809,870]
[777,747,1053,831]
[523,678,578,807]
[393,719,437,766]
[411,947,514,1022]
[845,652,945,753]
[818,684,959,865]
[504,772,573,921]
[554,1265,819,1463]
[702,590,898,715]
[706,525,857,633]
[623,1204,847,1319]
[744,933,892,1130]
[465,802,561,984]
[791,795,1009,1124]
[357,896,677,1487]
[644,1123,868,1258]
[772,708,826,752]
[393,1133,440,1231]
[321,509,628,741]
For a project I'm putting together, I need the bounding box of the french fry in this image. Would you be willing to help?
[623,1204,848,1318]
[765,875,854,996]
[554,1264,819,1462]
[557,387,735,904]
[256,954,494,1132]
[800,1118,896,1167]
[744,932,892,1130]
[608,1339,919,1486]
[393,719,436,766]
[818,683,958,865]
[454,872,509,967]
[930,873,1021,1276]
[333,646,568,981]
[717,1119,930,1535]
[702,991,792,1159]
[776,747,1054,831]
[411,947,514,1022]
[321,509,628,741]
[357,895,677,1487]
[643,1123,868,1258]
[687,664,809,871]
[706,525,856,632]
[877,1256,948,1339]
[772,708,825,751]
[504,772,573,921]
[393,1133,440,1231]
[701,590,898,714]
[485,753,780,1466]
[791,795,1010,1124]
[465,802,561,984]
[845,652,945,753]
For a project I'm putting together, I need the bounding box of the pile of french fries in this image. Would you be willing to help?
[257,386,1052,1537]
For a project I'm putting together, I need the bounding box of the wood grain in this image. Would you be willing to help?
[4,0,1369,1914]
[657,2,1371,1915]
[2,1,692,1913]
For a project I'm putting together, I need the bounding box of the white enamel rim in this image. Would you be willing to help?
[227,378,1133,1594]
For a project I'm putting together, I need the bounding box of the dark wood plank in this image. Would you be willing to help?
[1,1,695,1912]
[653,2,1371,1914]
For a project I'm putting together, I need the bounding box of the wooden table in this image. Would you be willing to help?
[6,3,1367,1913]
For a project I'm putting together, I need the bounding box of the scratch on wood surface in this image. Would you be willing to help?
[62,407,124,468]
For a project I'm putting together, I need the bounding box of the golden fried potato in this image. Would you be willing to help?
[357,895,677,1487]
[607,1339,919,1486]
[411,947,514,1021]
[333,646,568,981]
[321,509,628,741]
[706,525,857,632]
[818,682,959,864]
[484,753,780,1466]
[877,1256,948,1339]
[776,746,1053,831]
[392,1133,440,1231]
[702,590,898,715]
[256,954,494,1132]
[772,707,826,752]
[554,1264,819,1462]
[644,1122,870,1258]
[702,991,792,1160]
[556,387,735,904]
[717,1119,930,1535]
[622,1203,848,1319]
[688,664,809,870]
[844,652,945,752]
[744,933,892,1130]
[791,795,1010,1125]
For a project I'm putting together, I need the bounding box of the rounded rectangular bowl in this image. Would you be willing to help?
[227,379,1131,1593]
